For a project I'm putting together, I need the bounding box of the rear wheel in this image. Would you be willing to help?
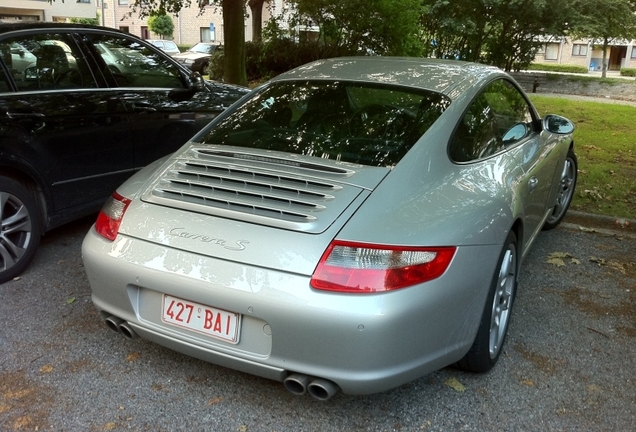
[457,231,518,372]
[0,177,42,284]
[543,148,577,230]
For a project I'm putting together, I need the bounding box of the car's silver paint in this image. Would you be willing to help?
[83,58,576,395]
[83,226,501,394]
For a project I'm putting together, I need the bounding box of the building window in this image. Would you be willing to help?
[545,43,559,60]
[632,47,636,59]
[572,44,588,56]
[76,0,91,3]
[119,26,129,33]
[118,0,128,5]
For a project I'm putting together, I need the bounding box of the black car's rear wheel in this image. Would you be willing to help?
[543,148,577,230]
[457,231,518,372]
[0,177,41,284]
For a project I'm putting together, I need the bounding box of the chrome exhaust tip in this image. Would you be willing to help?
[104,316,124,333]
[283,373,310,396]
[308,378,339,401]
[118,321,138,339]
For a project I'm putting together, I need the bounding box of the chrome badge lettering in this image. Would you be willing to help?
[169,228,248,251]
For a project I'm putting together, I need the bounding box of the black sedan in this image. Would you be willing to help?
[0,23,248,284]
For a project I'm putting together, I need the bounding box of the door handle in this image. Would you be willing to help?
[131,102,157,113]
[528,177,538,192]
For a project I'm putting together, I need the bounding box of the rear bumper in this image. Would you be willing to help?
[83,226,501,395]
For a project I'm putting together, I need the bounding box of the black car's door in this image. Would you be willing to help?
[82,32,240,168]
[0,30,134,213]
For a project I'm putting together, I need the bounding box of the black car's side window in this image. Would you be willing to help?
[450,79,534,162]
[86,34,185,89]
[0,34,97,92]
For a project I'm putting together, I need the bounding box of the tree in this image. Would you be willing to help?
[570,0,636,77]
[289,0,422,56]
[148,13,175,39]
[127,0,247,86]
[248,0,266,43]
[419,0,574,71]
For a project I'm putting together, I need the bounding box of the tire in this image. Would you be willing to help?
[543,148,577,230]
[0,177,42,284]
[456,231,518,373]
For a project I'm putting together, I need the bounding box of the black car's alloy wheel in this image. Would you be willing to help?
[0,177,41,284]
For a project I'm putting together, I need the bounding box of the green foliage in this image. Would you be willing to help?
[527,63,589,74]
[147,13,174,39]
[419,0,574,71]
[69,13,100,26]
[288,0,422,56]
[530,95,636,218]
[620,67,636,77]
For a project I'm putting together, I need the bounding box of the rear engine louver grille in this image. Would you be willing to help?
[149,159,342,224]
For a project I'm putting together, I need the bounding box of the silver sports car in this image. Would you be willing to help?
[82,58,577,399]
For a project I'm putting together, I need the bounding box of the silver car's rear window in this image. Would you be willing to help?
[200,80,451,167]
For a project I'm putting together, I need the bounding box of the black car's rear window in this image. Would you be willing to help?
[200,80,450,167]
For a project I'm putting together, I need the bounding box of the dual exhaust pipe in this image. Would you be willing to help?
[104,316,338,399]
[284,373,339,400]
[104,315,137,339]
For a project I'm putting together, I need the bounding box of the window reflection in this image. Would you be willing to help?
[202,81,451,167]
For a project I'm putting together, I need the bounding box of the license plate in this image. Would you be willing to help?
[161,295,240,344]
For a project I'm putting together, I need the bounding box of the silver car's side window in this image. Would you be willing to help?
[1,34,98,92]
[86,33,185,89]
[450,79,534,162]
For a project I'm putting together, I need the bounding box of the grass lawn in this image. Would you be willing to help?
[529,95,636,219]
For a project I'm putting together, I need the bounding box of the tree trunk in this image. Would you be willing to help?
[222,0,247,86]
[248,0,265,43]
[601,37,609,79]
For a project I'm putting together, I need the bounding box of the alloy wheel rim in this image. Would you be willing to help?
[489,245,516,359]
[0,191,33,272]
[547,157,576,224]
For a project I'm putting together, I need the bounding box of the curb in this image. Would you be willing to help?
[562,210,636,239]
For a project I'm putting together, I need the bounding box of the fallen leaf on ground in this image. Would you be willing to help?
[444,377,466,392]
[66,297,76,304]
[208,397,223,405]
[546,258,565,267]
[39,365,53,374]
[125,352,140,362]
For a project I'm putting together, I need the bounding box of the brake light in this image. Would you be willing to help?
[95,192,131,241]
[310,241,456,293]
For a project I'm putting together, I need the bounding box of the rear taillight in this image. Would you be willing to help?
[310,241,456,293]
[95,192,131,241]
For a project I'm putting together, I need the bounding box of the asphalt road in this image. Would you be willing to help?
[1,214,635,431]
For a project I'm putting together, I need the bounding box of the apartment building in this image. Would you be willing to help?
[534,37,636,71]
[1,1,286,47]
[1,0,95,22]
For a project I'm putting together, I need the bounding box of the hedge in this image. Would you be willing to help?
[620,68,636,77]
[527,63,588,74]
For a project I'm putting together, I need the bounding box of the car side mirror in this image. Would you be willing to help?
[543,114,574,134]
[188,71,205,92]
[24,66,38,80]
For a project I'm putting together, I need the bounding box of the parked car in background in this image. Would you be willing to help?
[0,22,248,284]
[82,57,577,399]
[147,39,180,56]
[172,42,221,74]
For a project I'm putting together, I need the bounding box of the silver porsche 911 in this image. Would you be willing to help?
[82,57,577,399]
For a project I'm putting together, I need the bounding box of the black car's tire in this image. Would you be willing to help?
[0,177,42,284]
[543,148,577,231]
[456,231,518,373]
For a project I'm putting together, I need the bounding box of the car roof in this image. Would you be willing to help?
[273,57,507,98]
